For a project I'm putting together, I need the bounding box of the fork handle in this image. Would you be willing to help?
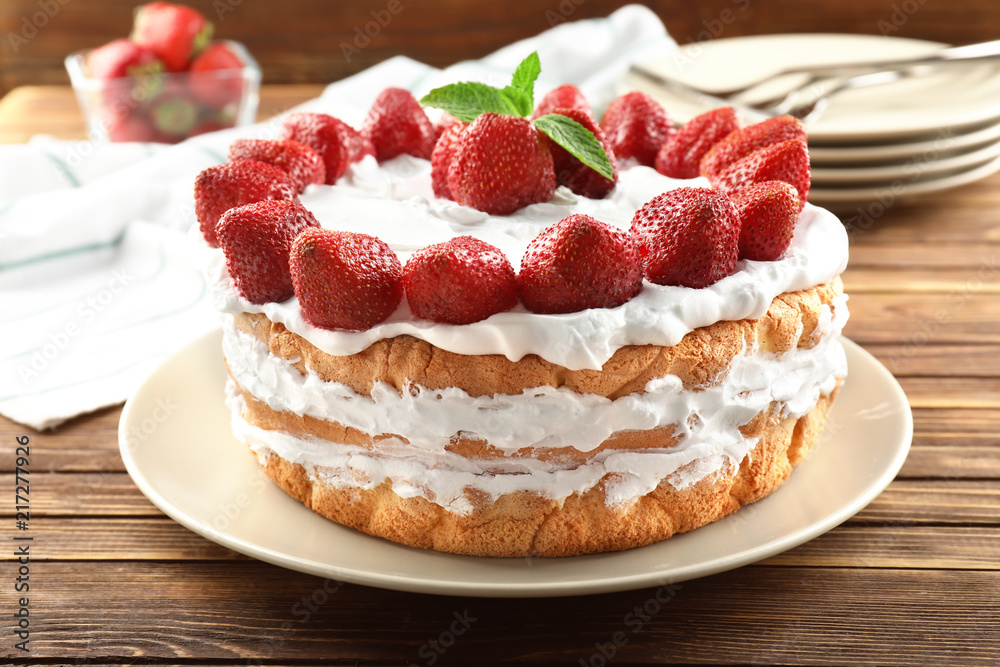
[784,39,1000,77]
[938,39,1000,61]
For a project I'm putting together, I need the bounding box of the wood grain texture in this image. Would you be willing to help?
[843,268,1000,293]
[863,344,1000,377]
[761,525,1000,569]
[848,243,1000,269]
[1,515,996,569]
[0,472,158,515]
[4,562,998,665]
[843,293,1000,344]
[4,0,1000,97]
[3,8,1000,653]
[0,405,122,472]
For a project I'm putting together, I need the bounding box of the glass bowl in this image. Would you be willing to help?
[65,40,261,143]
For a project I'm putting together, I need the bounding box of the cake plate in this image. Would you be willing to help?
[119,329,912,598]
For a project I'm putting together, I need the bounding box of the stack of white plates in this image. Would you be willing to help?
[619,34,1000,210]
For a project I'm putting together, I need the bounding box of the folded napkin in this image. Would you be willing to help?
[0,4,675,430]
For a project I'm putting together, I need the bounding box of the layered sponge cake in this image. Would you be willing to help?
[194,60,848,557]
[201,155,849,557]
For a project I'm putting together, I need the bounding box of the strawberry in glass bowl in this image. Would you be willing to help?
[64,2,260,144]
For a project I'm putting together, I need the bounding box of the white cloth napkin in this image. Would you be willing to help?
[0,4,675,430]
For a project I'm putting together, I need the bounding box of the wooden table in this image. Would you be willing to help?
[2,86,999,666]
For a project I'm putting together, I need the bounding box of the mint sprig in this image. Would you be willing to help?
[502,51,541,116]
[419,82,518,122]
[532,113,612,180]
[419,52,614,182]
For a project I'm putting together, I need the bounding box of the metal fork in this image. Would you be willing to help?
[764,67,927,122]
[630,63,950,123]
[631,38,1000,104]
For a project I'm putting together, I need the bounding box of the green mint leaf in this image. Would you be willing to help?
[509,51,541,101]
[420,82,518,123]
[533,113,615,182]
[500,85,533,117]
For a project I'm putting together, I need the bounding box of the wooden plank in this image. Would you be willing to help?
[848,243,1000,269]
[0,517,242,561]
[843,268,1000,293]
[5,562,997,665]
[0,407,123,473]
[905,410,1000,479]
[863,343,1000,377]
[913,407,1000,434]
[898,377,1000,409]
[762,525,1000,569]
[902,445,1000,479]
[853,480,1000,523]
[1,516,994,569]
[843,293,1000,344]
[0,472,157,516]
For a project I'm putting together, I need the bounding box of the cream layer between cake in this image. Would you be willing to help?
[223,294,848,514]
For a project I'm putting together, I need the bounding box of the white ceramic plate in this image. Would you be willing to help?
[810,152,1000,207]
[809,118,1000,164]
[625,34,1000,143]
[119,330,912,598]
[812,137,1000,184]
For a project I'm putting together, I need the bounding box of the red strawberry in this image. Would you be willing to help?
[713,139,811,206]
[630,187,739,289]
[228,139,326,193]
[600,91,675,167]
[189,42,244,108]
[290,228,403,331]
[434,112,462,142]
[131,2,213,73]
[361,87,436,161]
[403,236,518,324]
[520,214,642,313]
[344,123,376,163]
[86,39,163,79]
[532,84,591,120]
[543,108,618,199]
[731,181,801,261]
[430,121,466,200]
[104,112,164,143]
[279,112,368,184]
[194,159,298,247]
[216,200,320,304]
[447,113,556,215]
[700,115,806,181]
[655,107,739,179]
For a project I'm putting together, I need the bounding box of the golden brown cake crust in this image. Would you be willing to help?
[250,388,838,557]
[234,277,843,399]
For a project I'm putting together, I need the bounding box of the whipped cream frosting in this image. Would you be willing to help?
[224,296,849,512]
[202,155,850,370]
